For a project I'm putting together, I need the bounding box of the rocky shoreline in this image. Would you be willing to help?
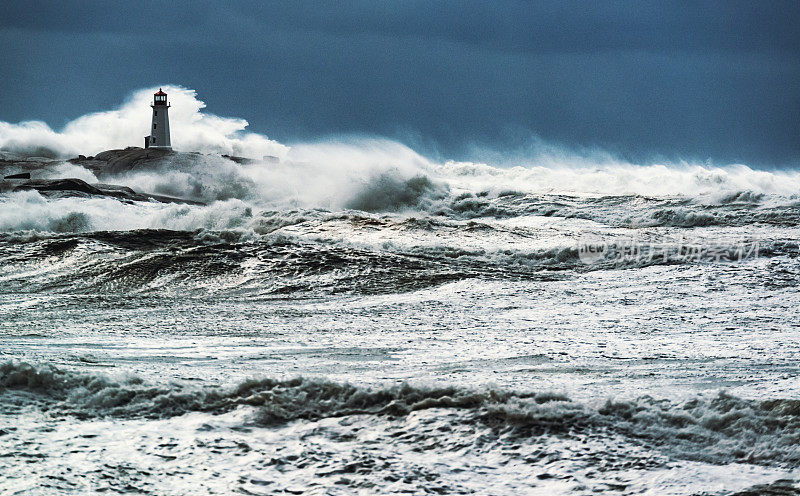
[12,178,206,205]
[0,147,265,205]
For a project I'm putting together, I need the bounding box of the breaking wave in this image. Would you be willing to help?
[435,191,800,228]
[441,160,800,199]
[3,361,800,468]
[1,224,791,296]
[3,182,800,239]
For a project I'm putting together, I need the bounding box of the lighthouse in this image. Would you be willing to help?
[144,89,171,149]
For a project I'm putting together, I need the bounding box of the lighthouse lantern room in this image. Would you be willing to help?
[144,88,172,149]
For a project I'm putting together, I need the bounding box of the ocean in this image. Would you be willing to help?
[1,140,800,495]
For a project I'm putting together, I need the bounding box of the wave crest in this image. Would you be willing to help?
[3,361,800,467]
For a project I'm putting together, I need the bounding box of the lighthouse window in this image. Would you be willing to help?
[154,111,157,116]
[154,123,157,129]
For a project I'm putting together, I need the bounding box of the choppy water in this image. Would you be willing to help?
[2,144,800,495]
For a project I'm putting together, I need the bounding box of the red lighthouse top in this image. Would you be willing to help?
[153,89,168,105]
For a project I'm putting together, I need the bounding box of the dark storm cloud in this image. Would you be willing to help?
[1,1,798,166]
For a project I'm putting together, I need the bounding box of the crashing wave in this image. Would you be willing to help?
[0,226,792,296]
[3,361,799,467]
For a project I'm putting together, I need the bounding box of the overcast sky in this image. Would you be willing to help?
[1,1,798,167]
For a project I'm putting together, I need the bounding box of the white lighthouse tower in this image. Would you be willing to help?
[144,89,171,149]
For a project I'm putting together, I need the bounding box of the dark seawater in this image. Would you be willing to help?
[2,151,800,494]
